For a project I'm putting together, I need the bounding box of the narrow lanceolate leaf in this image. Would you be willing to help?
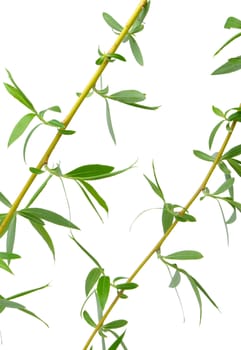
[213,177,235,195]
[85,268,102,296]
[0,192,12,207]
[227,158,241,177]
[115,282,138,290]
[187,276,202,323]
[214,32,241,56]
[7,284,49,304]
[228,111,241,122]
[4,70,36,112]
[0,299,25,310]
[103,319,128,330]
[193,150,214,162]
[64,164,114,180]
[212,56,241,75]
[58,129,76,135]
[144,175,164,201]
[129,35,144,65]
[80,180,108,213]
[6,215,17,263]
[23,123,42,163]
[102,13,123,32]
[19,208,79,229]
[105,98,116,144]
[0,252,20,260]
[97,276,110,311]
[152,161,165,201]
[164,250,203,260]
[8,113,36,146]
[39,105,61,116]
[212,105,224,117]
[108,90,146,104]
[162,203,174,233]
[208,121,224,150]
[108,331,126,350]
[77,182,104,222]
[224,17,241,29]
[83,310,97,327]
[25,175,52,208]
[222,144,241,160]
[0,259,14,274]
[47,119,65,128]
[29,167,44,175]
[216,200,230,245]
[169,269,181,288]
[18,307,49,327]
[30,221,55,260]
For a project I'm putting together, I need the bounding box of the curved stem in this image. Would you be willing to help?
[0,0,148,237]
[83,121,237,349]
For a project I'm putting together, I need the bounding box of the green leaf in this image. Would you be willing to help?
[83,310,97,327]
[97,276,110,310]
[225,17,241,29]
[0,193,12,208]
[222,145,241,160]
[122,102,160,110]
[30,221,55,260]
[115,282,138,290]
[108,331,126,350]
[164,250,203,260]
[0,259,14,274]
[187,276,202,323]
[47,119,65,128]
[212,105,224,117]
[208,121,224,150]
[129,35,144,65]
[103,319,128,330]
[0,299,25,310]
[18,211,45,225]
[216,200,230,245]
[214,31,241,56]
[103,13,123,32]
[152,161,165,201]
[109,90,146,104]
[162,203,174,233]
[227,111,241,122]
[213,177,235,195]
[80,181,108,213]
[169,269,181,288]
[19,208,79,229]
[227,158,241,177]
[8,283,49,301]
[71,235,103,269]
[8,113,36,146]
[18,307,49,327]
[0,252,20,260]
[224,198,241,212]
[25,175,52,208]
[58,129,76,135]
[108,53,126,63]
[105,98,116,144]
[77,182,104,222]
[6,215,17,263]
[193,150,214,161]
[64,164,114,180]
[218,161,231,175]
[29,167,44,174]
[212,56,241,75]
[144,175,164,201]
[85,268,102,296]
[23,123,42,163]
[4,70,36,112]
[175,212,196,222]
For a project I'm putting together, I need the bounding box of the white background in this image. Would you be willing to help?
[0,0,241,349]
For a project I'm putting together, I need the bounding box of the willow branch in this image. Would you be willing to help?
[83,120,237,349]
[0,0,148,237]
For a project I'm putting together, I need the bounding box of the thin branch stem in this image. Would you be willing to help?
[83,121,237,349]
[0,0,148,237]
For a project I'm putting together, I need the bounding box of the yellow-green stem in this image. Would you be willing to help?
[83,121,237,349]
[0,0,147,237]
